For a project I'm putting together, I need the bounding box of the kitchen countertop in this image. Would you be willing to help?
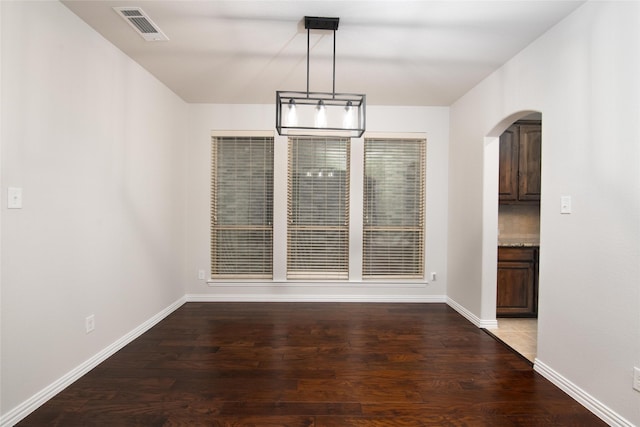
[498,236,539,247]
[498,241,539,247]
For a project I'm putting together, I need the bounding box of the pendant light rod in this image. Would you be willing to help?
[333,29,336,99]
[307,28,311,98]
[304,16,340,99]
[306,26,310,98]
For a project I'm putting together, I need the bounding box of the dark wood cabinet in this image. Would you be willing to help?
[498,125,519,201]
[497,246,538,317]
[499,121,541,203]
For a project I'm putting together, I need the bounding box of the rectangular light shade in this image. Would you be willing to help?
[276,91,366,138]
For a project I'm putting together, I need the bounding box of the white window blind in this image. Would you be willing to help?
[287,137,350,279]
[363,138,426,278]
[211,136,274,278]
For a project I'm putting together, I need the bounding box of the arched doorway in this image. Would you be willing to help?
[481,111,542,363]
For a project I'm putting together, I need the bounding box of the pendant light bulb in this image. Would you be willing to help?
[286,99,297,126]
[343,101,354,129]
[315,100,327,128]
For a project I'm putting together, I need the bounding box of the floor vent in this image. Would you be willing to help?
[113,7,169,41]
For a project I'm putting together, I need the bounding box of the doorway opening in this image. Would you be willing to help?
[482,111,542,364]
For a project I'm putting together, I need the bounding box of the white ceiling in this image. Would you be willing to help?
[61,1,584,106]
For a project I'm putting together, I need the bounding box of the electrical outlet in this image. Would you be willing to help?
[85,315,95,334]
[430,272,437,281]
[633,367,640,392]
[198,269,206,280]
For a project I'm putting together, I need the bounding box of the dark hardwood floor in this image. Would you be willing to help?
[18,303,606,426]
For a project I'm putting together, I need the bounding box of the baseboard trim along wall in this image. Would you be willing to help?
[0,296,187,427]
[195,281,446,303]
[186,294,448,303]
[446,297,498,329]
[534,360,634,427]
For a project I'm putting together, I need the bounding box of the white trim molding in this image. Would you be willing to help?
[197,281,444,303]
[207,280,430,288]
[446,297,498,329]
[187,293,447,303]
[534,360,635,427]
[211,130,274,137]
[0,296,187,427]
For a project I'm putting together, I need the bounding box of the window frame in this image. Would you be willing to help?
[286,136,351,280]
[362,136,426,279]
[210,131,275,279]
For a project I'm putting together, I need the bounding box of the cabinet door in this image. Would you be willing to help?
[497,260,536,316]
[498,125,519,202]
[518,124,542,201]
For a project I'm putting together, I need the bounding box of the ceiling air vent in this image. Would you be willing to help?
[113,7,169,41]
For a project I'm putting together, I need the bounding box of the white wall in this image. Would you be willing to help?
[0,1,188,419]
[185,104,449,301]
[448,2,640,425]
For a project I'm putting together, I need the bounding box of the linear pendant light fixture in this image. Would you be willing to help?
[276,16,366,138]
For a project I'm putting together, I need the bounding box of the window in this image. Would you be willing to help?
[211,135,274,278]
[287,137,350,279]
[363,138,426,278]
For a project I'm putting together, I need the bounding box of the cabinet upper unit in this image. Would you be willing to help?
[499,121,541,203]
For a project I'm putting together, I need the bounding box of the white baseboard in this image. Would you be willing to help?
[186,293,447,303]
[446,297,497,328]
[534,360,634,427]
[0,295,187,427]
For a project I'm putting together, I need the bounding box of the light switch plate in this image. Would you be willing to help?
[8,187,23,209]
[85,315,95,334]
[560,195,571,214]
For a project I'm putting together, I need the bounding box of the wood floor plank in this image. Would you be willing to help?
[17,303,606,426]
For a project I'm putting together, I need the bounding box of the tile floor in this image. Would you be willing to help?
[487,318,537,363]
